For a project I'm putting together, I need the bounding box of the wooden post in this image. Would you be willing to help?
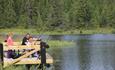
[40,42,46,64]
[40,42,46,70]
[0,43,3,70]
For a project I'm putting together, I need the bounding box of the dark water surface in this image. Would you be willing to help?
[47,34,115,70]
[0,34,115,70]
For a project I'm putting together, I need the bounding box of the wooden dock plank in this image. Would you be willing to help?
[3,41,40,46]
[3,45,40,51]
[2,42,21,46]
[4,58,53,65]
[4,53,53,67]
[3,49,39,68]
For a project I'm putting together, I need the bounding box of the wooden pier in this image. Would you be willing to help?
[0,41,53,68]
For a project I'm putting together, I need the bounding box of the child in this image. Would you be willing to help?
[6,32,14,58]
[25,36,39,58]
[7,32,14,47]
[25,36,34,46]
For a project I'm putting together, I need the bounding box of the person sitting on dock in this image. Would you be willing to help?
[25,36,41,46]
[25,36,39,58]
[25,36,34,46]
[22,33,30,45]
[21,33,31,55]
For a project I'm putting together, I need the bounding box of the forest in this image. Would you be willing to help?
[0,0,115,32]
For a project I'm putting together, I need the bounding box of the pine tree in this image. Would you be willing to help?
[2,0,16,28]
[69,0,91,29]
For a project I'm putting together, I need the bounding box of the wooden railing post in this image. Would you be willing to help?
[40,42,46,65]
[0,43,3,70]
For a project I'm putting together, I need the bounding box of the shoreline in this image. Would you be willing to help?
[0,28,115,35]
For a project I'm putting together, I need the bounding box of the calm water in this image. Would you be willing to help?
[47,34,115,70]
[0,34,115,70]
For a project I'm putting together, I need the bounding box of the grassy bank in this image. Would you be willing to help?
[3,65,41,70]
[4,66,25,70]
[0,28,115,35]
[47,40,75,47]
[2,65,48,70]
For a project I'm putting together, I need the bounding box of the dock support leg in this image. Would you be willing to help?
[40,42,46,70]
[0,43,3,70]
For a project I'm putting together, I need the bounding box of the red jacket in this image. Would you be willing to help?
[7,36,14,47]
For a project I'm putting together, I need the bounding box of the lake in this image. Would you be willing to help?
[46,34,115,70]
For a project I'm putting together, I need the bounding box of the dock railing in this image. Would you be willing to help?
[0,41,53,69]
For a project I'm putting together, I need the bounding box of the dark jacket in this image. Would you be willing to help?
[22,37,28,45]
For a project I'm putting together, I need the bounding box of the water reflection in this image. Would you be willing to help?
[49,34,115,70]
[48,35,63,40]
[77,39,91,70]
[49,48,63,70]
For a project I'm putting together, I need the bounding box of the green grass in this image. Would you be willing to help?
[0,63,3,70]
[4,66,25,70]
[3,65,44,70]
[46,40,75,47]
[0,29,37,35]
[0,28,115,35]
[81,28,114,34]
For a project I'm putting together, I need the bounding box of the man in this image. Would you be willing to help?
[21,33,32,70]
[22,33,30,45]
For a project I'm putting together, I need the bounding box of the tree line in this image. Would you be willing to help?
[0,0,115,31]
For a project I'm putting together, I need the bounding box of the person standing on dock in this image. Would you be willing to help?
[6,32,14,58]
[6,32,14,46]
